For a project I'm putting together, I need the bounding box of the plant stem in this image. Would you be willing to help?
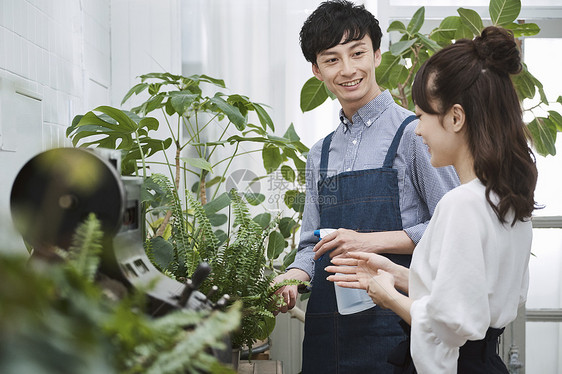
[155,146,182,237]
[212,142,239,200]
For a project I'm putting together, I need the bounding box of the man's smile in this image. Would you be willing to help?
[340,78,362,87]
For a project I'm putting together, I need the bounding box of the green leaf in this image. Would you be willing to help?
[148,236,175,271]
[138,117,159,132]
[455,23,475,40]
[527,117,557,156]
[283,123,301,142]
[387,64,409,88]
[300,76,329,112]
[325,83,337,100]
[279,217,298,238]
[416,33,442,53]
[529,72,548,105]
[389,39,417,56]
[67,109,138,150]
[387,20,407,33]
[244,192,265,206]
[214,229,228,245]
[267,231,286,260]
[191,74,226,88]
[208,213,228,226]
[431,16,461,45]
[203,192,231,215]
[262,144,283,173]
[504,22,540,37]
[548,111,562,131]
[95,105,138,131]
[209,94,246,130]
[121,82,149,105]
[133,93,166,116]
[490,0,521,26]
[376,52,402,87]
[407,7,425,35]
[458,8,484,36]
[252,102,275,132]
[512,68,536,100]
[253,213,272,230]
[282,248,297,269]
[169,91,199,116]
[284,190,306,213]
[181,157,213,172]
[280,165,296,183]
[557,96,562,105]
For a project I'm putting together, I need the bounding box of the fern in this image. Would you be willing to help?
[184,192,220,275]
[65,213,103,281]
[147,174,193,276]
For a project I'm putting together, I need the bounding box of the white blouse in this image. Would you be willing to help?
[409,179,532,373]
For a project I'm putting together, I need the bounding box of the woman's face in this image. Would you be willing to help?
[414,103,465,169]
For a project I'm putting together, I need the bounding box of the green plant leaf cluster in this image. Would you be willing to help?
[67,71,311,348]
[299,0,561,156]
[0,214,241,374]
[142,181,303,351]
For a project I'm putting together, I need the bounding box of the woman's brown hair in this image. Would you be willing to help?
[412,26,538,224]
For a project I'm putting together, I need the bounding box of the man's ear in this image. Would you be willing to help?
[451,104,466,133]
[374,49,382,68]
[312,63,323,81]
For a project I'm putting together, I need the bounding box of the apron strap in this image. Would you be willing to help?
[383,115,417,168]
[319,131,335,180]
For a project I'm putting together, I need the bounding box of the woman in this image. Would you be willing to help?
[324,26,538,373]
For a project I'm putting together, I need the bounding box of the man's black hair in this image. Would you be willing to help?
[300,0,383,65]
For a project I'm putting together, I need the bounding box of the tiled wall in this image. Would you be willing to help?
[0,0,111,136]
[0,0,180,252]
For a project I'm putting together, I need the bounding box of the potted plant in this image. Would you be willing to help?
[66,73,309,357]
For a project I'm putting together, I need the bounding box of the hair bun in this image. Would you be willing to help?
[473,26,521,75]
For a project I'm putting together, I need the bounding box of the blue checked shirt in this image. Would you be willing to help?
[288,90,460,281]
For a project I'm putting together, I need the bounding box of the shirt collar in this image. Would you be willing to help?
[338,90,394,133]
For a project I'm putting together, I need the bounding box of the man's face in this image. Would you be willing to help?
[312,34,382,115]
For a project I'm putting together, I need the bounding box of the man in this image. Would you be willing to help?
[272,1,460,373]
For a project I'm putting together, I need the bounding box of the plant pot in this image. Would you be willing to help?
[232,348,241,371]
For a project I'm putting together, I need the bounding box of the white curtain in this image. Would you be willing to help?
[181,0,340,151]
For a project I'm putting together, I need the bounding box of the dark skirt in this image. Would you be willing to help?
[388,320,509,374]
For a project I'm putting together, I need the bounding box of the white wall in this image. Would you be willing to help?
[0,0,180,253]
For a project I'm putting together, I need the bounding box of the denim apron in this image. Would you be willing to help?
[302,115,416,374]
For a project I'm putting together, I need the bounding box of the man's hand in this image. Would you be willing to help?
[271,268,310,315]
[313,228,415,260]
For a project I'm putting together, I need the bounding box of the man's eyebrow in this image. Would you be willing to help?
[318,41,368,57]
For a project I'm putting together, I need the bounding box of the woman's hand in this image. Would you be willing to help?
[326,252,412,323]
[366,270,397,309]
[325,251,410,294]
[325,251,394,289]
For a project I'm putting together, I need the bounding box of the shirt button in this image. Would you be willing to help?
[367,120,372,125]
[352,139,357,145]
[346,168,351,171]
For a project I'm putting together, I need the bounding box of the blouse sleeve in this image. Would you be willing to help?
[410,191,492,373]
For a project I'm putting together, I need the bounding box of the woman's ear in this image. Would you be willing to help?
[451,104,466,133]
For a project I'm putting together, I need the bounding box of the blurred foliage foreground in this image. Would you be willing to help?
[0,214,241,374]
